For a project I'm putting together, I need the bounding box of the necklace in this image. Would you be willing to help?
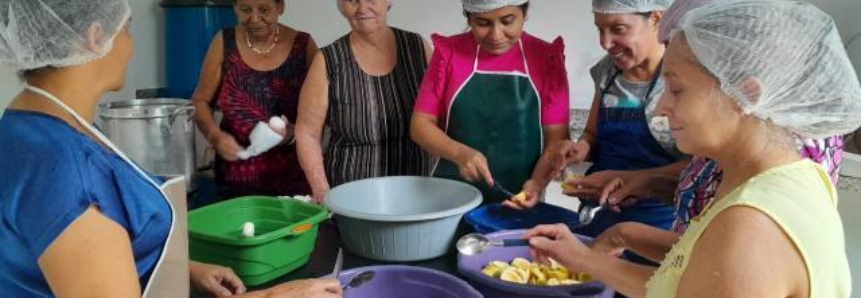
[245,26,280,55]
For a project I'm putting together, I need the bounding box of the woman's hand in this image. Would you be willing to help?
[262,278,343,298]
[269,116,296,144]
[501,179,543,210]
[213,132,244,162]
[311,186,330,204]
[190,261,246,297]
[454,145,494,186]
[524,224,592,272]
[568,140,591,164]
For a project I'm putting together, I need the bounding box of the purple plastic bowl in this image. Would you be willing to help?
[457,230,615,298]
[330,265,484,298]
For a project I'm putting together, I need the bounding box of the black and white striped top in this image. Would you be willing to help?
[322,27,432,187]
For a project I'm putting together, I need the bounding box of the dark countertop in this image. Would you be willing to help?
[250,221,461,290]
[188,176,462,296]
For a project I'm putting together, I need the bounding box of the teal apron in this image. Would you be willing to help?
[433,42,543,204]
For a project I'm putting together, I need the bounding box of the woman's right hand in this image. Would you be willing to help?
[212,132,244,162]
[568,139,591,164]
[563,170,625,201]
[453,145,493,186]
[311,186,330,204]
[262,278,343,298]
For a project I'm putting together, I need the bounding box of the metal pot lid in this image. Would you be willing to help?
[99,98,193,119]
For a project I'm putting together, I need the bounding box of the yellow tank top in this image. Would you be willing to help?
[645,160,851,297]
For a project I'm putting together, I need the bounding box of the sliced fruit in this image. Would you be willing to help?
[548,269,570,280]
[481,266,502,278]
[577,272,593,282]
[549,258,564,270]
[512,191,528,203]
[500,268,527,284]
[530,265,547,285]
[511,257,531,270]
[489,261,510,269]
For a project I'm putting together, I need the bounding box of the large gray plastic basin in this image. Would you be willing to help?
[324,176,482,261]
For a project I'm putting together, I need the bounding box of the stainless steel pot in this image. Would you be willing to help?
[99,99,197,191]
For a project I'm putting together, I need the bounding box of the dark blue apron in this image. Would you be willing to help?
[575,64,677,240]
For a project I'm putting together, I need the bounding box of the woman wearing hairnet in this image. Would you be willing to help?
[533,0,682,246]
[0,0,340,297]
[526,0,859,297]
[581,0,846,267]
[296,0,434,203]
[410,0,570,205]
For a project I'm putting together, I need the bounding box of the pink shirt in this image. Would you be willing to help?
[414,32,570,126]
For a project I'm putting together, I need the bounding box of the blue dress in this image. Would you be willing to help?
[0,111,172,296]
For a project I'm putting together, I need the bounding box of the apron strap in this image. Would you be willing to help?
[600,59,665,106]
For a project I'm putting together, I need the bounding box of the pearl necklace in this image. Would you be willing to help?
[245,26,280,55]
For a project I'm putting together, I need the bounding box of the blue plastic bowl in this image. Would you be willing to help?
[330,265,484,298]
[458,230,614,298]
[464,202,580,234]
[324,176,482,261]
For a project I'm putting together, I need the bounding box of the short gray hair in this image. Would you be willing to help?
[336,0,392,14]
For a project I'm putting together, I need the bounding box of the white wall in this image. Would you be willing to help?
[0,0,166,116]
[1,0,860,111]
[283,0,602,108]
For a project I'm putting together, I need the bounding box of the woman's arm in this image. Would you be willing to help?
[296,52,331,202]
[192,33,244,162]
[526,224,658,298]
[410,111,493,185]
[591,221,680,263]
[39,206,140,298]
[676,207,807,298]
[305,35,320,68]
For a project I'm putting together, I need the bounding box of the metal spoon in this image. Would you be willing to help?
[343,271,375,290]
[456,233,530,256]
[578,202,609,226]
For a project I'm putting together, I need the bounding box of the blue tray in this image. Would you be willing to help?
[464,202,580,234]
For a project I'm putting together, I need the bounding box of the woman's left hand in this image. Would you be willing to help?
[189,261,246,297]
[269,116,295,143]
[501,179,542,210]
[524,224,592,272]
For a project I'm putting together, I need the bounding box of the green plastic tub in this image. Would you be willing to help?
[188,196,328,286]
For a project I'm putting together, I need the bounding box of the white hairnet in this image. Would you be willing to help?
[677,0,861,138]
[593,0,673,14]
[462,0,529,13]
[0,0,130,71]
[658,0,715,43]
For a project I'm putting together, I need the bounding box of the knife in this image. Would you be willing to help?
[331,248,343,279]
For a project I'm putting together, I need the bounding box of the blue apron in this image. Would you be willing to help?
[575,64,676,239]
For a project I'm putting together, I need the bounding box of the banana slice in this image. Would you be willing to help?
[500,268,527,284]
[489,261,510,269]
[484,258,590,287]
[482,265,502,278]
[561,173,584,191]
[512,191,528,203]
[511,258,531,270]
